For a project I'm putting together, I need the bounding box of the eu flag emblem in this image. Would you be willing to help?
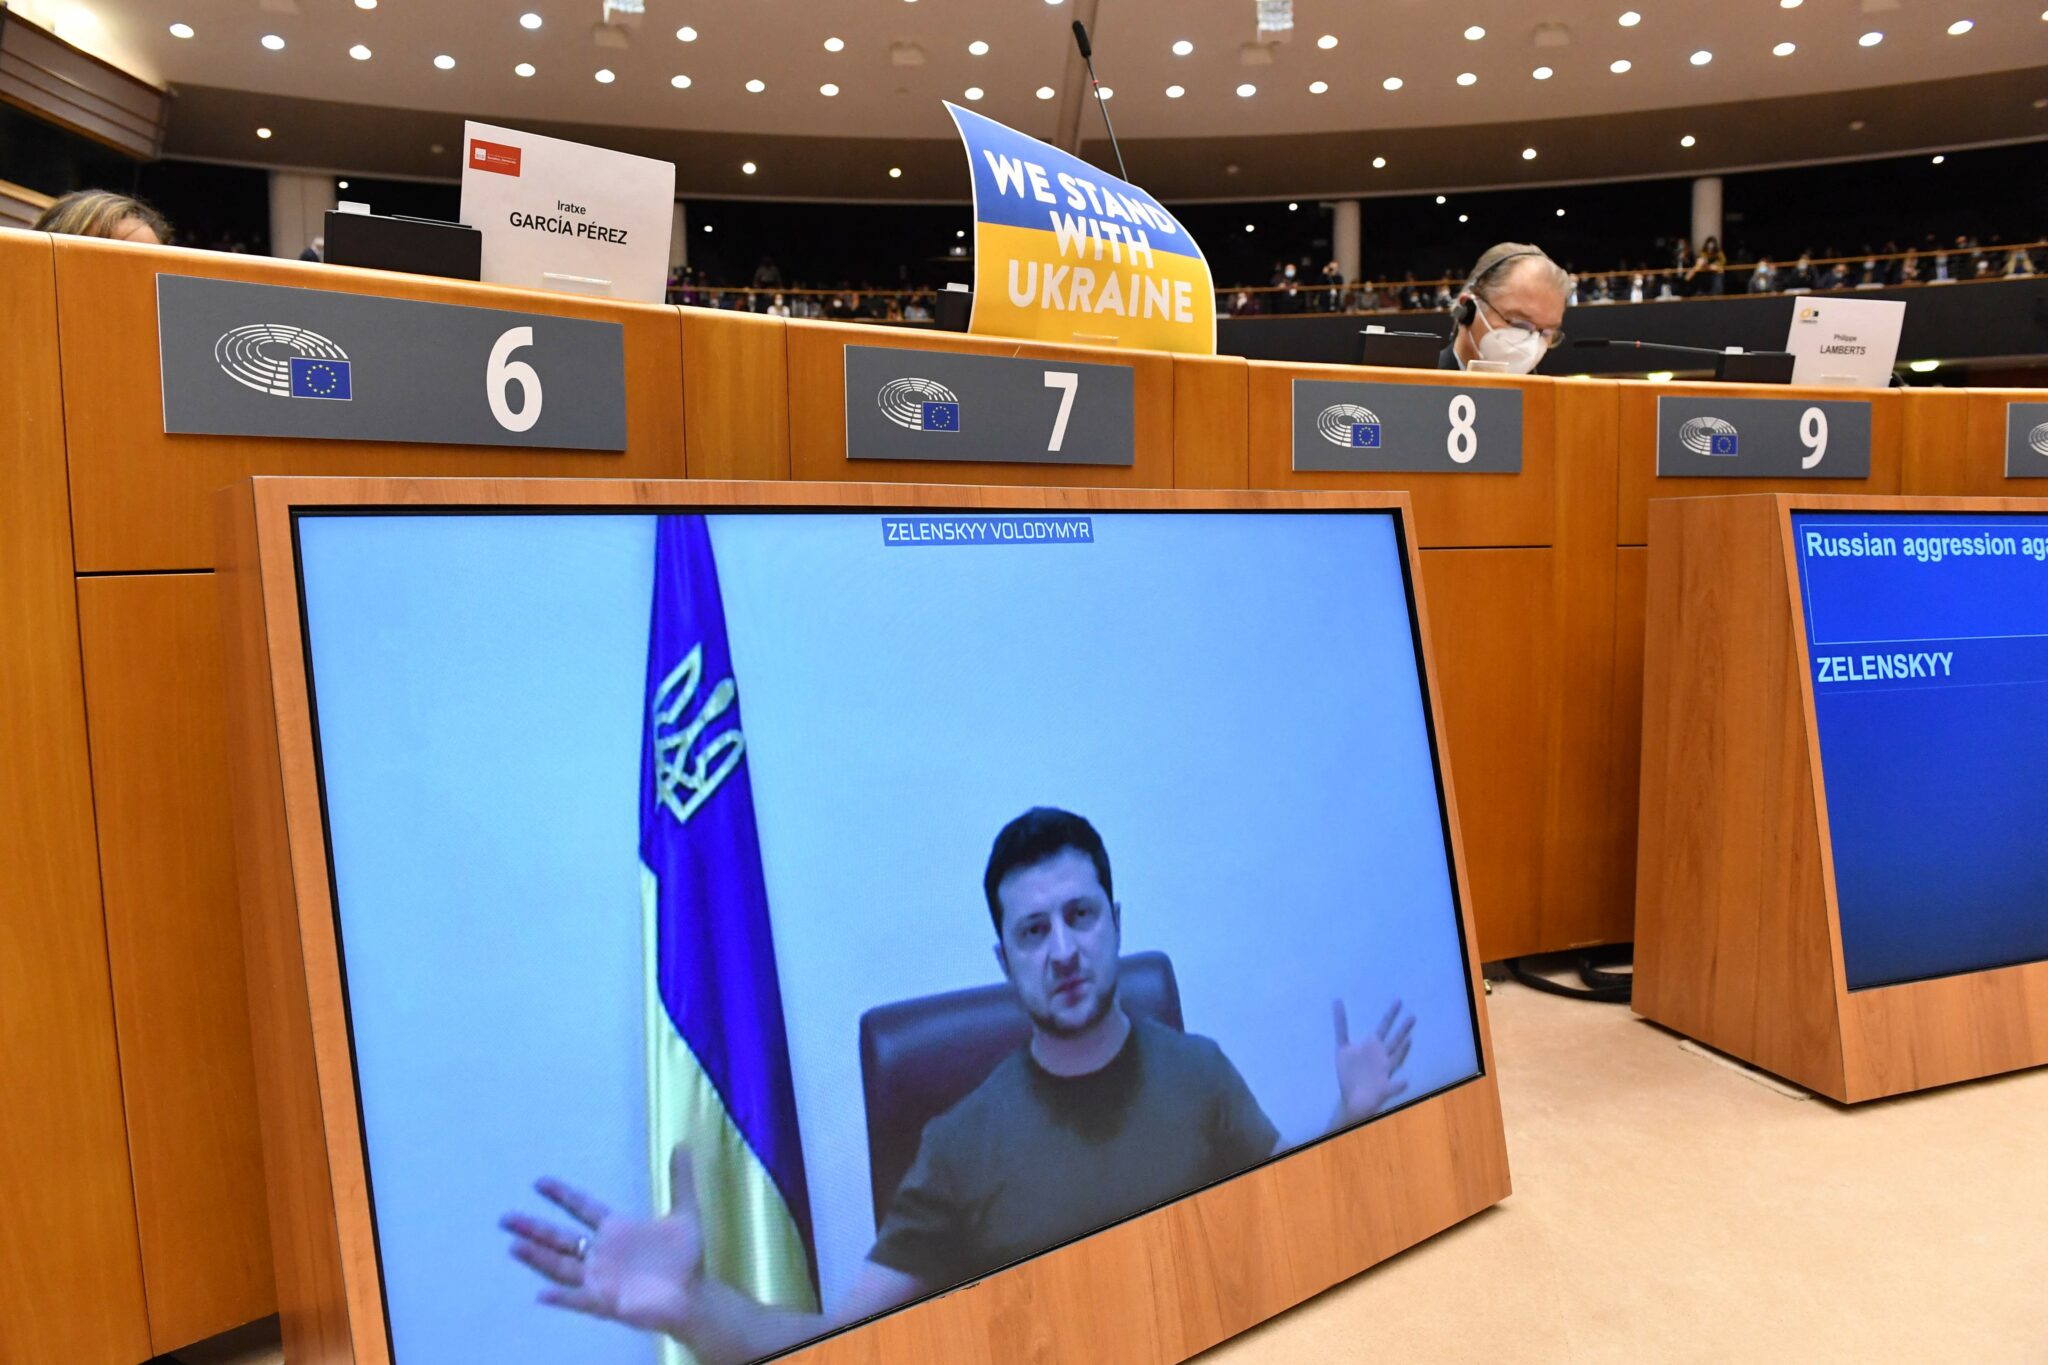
[919,401,960,432]
[289,357,352,401]
[1710,433,1739,456]
[1350,423,1382,448]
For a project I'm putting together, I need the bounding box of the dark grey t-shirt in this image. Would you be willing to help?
[870,1015,1280,1288]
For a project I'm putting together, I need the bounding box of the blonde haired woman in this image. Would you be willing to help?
[32,189,169,244]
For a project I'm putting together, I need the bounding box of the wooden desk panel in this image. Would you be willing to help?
[1171,355,1249,489]
[784,319,1177,487]
[78,574,276,1352]
[55,238,688,573]
[1418,549,1555,958]
[1616,382,1903,545]
[682,308,790,481]
[1901,387,2048,496]
[1245,363,1555,549]
[0,229,152,1364]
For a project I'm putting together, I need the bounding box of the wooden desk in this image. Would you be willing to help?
[1901,386,2048,496]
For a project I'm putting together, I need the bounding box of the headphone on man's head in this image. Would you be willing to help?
[1452,248,1548,329]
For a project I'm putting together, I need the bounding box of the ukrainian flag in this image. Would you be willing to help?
[640,515,817,1362]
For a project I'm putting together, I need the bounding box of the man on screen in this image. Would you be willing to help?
[503,807,1417,1363]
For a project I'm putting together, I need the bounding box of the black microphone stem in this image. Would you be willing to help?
[1072,23,1129,182]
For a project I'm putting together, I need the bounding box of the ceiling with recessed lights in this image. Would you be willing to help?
[22,0,2048,137]
[10,0,2048,197]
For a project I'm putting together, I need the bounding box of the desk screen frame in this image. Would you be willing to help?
[216,477,1509,1365]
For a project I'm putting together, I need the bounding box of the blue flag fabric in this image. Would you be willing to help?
[638,514,817,1291]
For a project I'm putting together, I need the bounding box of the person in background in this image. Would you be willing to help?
[33,189,169,244]
[765,293,792,318]
[1748,257,1778,294]
[2007,244,2036,277]
[1786,252,1817,291]
[751,256,784,290]
[1318,259,1345,312]
[299,235,325,263]
[1628,270,1648,303]
[1670,237,1694,296]
[1824,261,1853,290]
[1688,236,1726,296]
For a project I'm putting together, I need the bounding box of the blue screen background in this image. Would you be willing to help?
[295,509,1482,1364]
[1793,511,2048,990]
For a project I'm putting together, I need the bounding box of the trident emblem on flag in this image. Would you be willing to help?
[651,642,745,827]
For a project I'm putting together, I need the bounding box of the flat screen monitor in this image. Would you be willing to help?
[288,503,1486,1364]
[1793,509,2048,990]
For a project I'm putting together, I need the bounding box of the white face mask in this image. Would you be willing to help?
[1472,304,1548,374]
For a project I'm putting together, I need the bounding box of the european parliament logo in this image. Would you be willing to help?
[2028,422,2048,457]
[215,323,352,400]
[878,377,962,432]
[1679,415,1740,457]
[1316,402,1383,449]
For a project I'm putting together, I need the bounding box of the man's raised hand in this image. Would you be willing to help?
[501,1144,706,1338]
[1331,998,1416,1124]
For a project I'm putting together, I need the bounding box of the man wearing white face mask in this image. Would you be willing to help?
[1438,242,1573,376]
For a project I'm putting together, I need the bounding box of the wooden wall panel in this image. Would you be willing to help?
[219,476,1508,1365]
[784,319,1177,487]
[78,574,275,1352]
[1245,363,1555,548]
[1609,545,1649,943]
[1171,355,1249,489]
[53,238,688,573]
[682,308,790,481]
[0,228,152,1364]
[1418,549,1554,962]
[1616,383,1904,544]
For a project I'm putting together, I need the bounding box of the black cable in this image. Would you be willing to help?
[1506,948,1634,1004]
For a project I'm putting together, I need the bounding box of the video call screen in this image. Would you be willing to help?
[292,506,1486,1364]
[1793,510,2048,991]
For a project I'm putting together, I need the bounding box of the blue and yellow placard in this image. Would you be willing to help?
[946,103,1216,356]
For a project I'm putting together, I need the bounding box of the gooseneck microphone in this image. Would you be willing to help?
[1574,338,1743,358]
[1071,20,1129,182]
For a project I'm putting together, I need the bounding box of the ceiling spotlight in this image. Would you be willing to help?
[261,33,284,50]
[1619,10,1641,25]
[741,161,757,174]
[1372,156,1387,168]
[1245,223,1255,233]
[1172,39,1193,55]
[887,166,902,179]
[338,179,349,188]
[1465,24,1486,39]
[1948,19,1974,34]
[1533,65,1553,79]
[1932,153,1947,163]
[1774,41,1797,55]
[966,85,985,99]
[1690,49,1713,64]
[1098,86,1114,99]
[1457,71,1477,85]
[1610,58,1631,72]
[434,54,454,69]
[349,44,371,60]
[1318,33,1339,48]
[1647,371,1676,382]
[517,62,536,76]
[1681,133,1696,146]
[1458,213,1470,222]
[1037,84,1056,99]
[1781,0,1802,7]
[595,68,615,82]
[678,26,698,41]
[956,229,966,238]
[256,126,273,138]
[703,224,714,233]
[1166,84,1185,97]
[1849,118,1866,129]
[1859,30,1883,45]
[1237,82,1257,96]
[169,22,194,38]
[1909,359,1941,372]
[1288,201,1299,210]
[1436,194,1447,203]
[823,36,842,51]
[1556,208,1566,216]
[820,82,839,96]
[746,77,766,92]
[1309,79,1329,93]
[1522,146,1538,159]
[671,74,691,87]
[1383,75,1403,90]
[519,12,542,30]
[356,0,376,8]
[969,39,989,55]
